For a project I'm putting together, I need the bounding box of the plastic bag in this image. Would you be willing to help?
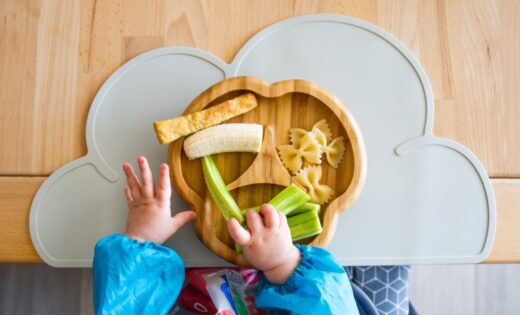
[226,269,265,315]
[176,268,266,315]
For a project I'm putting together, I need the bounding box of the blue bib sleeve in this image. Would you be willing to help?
[255,244,359,315]
[93,234,185,315]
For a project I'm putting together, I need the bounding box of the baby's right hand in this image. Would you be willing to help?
[227,204,301,284]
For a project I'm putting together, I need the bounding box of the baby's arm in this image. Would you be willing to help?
[93,156,195,315]
[228,205,360,314]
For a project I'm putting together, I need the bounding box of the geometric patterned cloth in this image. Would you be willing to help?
[348,266,412,315]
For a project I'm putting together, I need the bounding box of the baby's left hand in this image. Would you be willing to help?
[122,156,196,244]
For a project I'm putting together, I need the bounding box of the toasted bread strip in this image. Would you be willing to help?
[153,93,258,144]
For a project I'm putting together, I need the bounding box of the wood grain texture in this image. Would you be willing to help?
[226,125,292,191]
[0,0,518,176]
[0,0,84,175]
[486,179,520,263]
[0,0,519,262]
[0,177,43,263]
[169,77,366,266]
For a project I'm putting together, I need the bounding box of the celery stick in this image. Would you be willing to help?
[234,242,243,253]
[268,184,310,215]
[287,203,320,217]
[239,185,310,216]
[242,202,318,218]
[240,206,260,216]
[287,209,316,226]
[288,210,322,241]
[201,155,245,224]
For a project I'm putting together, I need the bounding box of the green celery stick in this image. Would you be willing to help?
[234,242,243,253]
[288,210,322,241]
[240,185,310,216]
[287,203,320,217]
[287,209,317,226]
[268,184,310,215]
[242,202,319,218]
[201,155,244,224]
[240,206,260,216]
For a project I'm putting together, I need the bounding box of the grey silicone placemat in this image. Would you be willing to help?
[30,14,495,267]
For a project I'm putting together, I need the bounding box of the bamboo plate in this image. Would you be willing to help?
[170,76,366,266]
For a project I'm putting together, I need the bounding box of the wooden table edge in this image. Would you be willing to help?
[1,177,518,264]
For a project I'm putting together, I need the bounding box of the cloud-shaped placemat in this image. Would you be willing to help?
[30,15,495,267]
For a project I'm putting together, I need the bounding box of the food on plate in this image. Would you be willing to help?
[200,162,320,248]
[201,155,245,224]
[234,242,243,254]
[278,119,346,171]
[310,120,345,168]
[288,128,308,145]
[293,165,334,205]
[240,202,320,217]
[234,187,321,248]
[288,209,322,241]
[185,116,338,251]
[153,93,258,144]
[322,136,345,168]
[237,184,311,217]
[277,131,322,174]
[287,202,320,217]
[266,184,310,215]
[239,201,323,243]
[291,119,332,146]
[183,123,263,160]
[311,119,332,142]
[234,184,312,217]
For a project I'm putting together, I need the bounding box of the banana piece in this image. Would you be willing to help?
[183,123,263,159]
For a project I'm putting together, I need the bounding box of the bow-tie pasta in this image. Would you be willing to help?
[311,119,333,142]
[310,120,345,168]
[278,131,322,174]
[321,135,345,168]
[288,128,309,145]
[277,119,346,174]
[293,165,334,205]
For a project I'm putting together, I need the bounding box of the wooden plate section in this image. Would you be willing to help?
[169,77,366,266]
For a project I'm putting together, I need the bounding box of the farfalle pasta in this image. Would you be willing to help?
[278,119,345,174]
[310,120,346,168]
[278,131,322,174]
[293,165,334,205]
[312,119,332,142]
[288,128,308,146]
[321,135,345,168]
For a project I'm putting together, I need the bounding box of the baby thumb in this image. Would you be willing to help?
[170,210,196,234]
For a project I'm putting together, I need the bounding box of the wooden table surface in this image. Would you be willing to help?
[1,0,518,263]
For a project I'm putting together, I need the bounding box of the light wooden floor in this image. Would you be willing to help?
[1,265,519,314]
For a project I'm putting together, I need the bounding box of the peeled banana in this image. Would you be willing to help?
[183,123,263,159]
